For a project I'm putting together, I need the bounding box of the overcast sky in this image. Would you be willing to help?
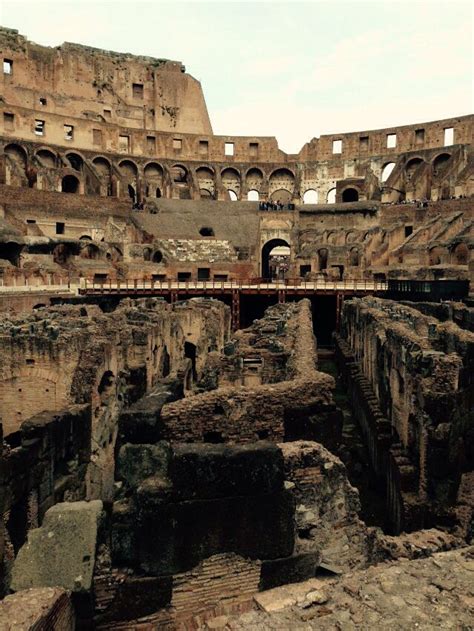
[1,0,472,153]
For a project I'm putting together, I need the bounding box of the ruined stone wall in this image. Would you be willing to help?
[0,27,212,139]
[338,297,474,532]
[160,301,339,445]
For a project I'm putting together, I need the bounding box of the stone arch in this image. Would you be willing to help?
[246,167,264,192]
[405,157,424,180]
[171,164,188,183]
[221,167,241,196]
[143,246,152,261]
[326,231,337,245]
[269,168,295,200]
[381,162,396,182]
[342,187,359,202]
[227,190,238,201]
[432,153,451,175]
[4,143,27,165]
[345,230,358,244]
[35,148,56,168]
[303,189,318,204]
[119,159,138,179]
[4,143,28,186]
[196,166,215,197]
[92,156,111,175]
[144,161,164,178]
[61,174,79,193]
[451,242,468,265]
[247,189,259,201]
[144,162,164,198]
[65,152,84,172]
[261,238,290,279]
[326,188,336,203]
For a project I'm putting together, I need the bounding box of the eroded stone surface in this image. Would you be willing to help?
[12,500,103,593]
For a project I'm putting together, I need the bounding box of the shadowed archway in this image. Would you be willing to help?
[261,238,290,279]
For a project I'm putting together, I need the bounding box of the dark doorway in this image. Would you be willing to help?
[342,188,359,202]
[61,174,79,193]
[261,238,290,279]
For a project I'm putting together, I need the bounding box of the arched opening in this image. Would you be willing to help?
[66,153,84,172]
[0,242,23,266]
[128,184,136,202]
[79,235,92,240]
[246,167,263,193]
[144,162,163,178]
[156,187,162,198]
[199,226,214,237]
[171,164,188,183]
[326,188,336,204]
[247,189,259,201]
[196,166,215,197]
[261,238,290,279]
[270,188,292,204]
[433,153,451,175]
[405,158,424,180]
[452,243,468,265]
[269,168,295,204]
[36,149,56,168]
[222,167,241,196]
[152,250,163,263]
[342,188,359,202]
[381,162,396,182]
[143,247,152,261]
[5,143,27,166]
[93,156,111,176]
[61,174,79,193]
[318,248,328,271]
[227,190,238,201]
[303,189,318,204]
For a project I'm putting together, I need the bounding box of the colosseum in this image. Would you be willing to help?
[0,27,473,630]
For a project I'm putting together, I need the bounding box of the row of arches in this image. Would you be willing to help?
[381,152,452,183]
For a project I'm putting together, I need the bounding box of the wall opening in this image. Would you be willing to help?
[61,174,79,193]
[303,189,318,204]
[261,238,290,279]
[326,188,336,203]
[342,188,359,202]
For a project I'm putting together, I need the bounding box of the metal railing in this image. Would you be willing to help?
[78,278,389,293]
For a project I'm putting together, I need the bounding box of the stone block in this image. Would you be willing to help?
[170,442,285,500]
[11,500,103,593]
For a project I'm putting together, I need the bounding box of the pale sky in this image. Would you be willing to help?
[1,0,472,153]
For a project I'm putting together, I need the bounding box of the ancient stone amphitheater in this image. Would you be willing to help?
[0,27,472,630]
